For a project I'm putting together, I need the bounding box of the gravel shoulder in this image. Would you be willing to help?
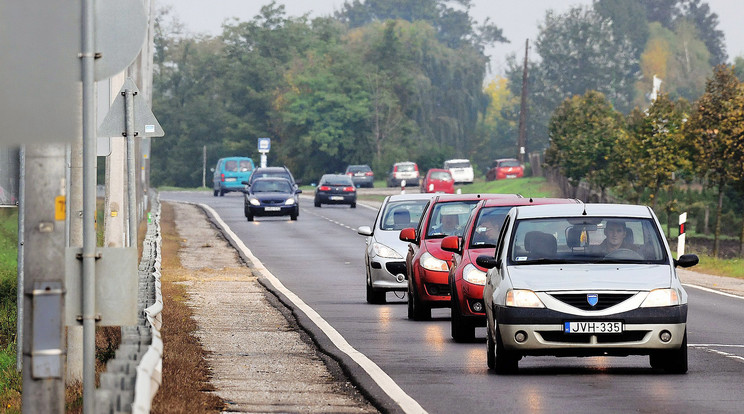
[169,201,378,413]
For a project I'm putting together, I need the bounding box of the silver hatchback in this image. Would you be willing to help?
[357,193,434,303]
[478,203,699,374]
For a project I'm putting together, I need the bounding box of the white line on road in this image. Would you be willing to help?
[682,283,744,300]
[199,203,427,414]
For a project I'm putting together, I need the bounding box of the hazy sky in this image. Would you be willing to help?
[158,0,744,75]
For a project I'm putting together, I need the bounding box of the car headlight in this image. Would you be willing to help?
[249,197,260,206]
[420,252,449,272]
[640,288,680,307]
[372,242,403,259]
[505,289,545,308]
[462,264,486,285]
[284,198,296,205]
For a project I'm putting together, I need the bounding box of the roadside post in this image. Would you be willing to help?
[678,212,687,258]
[258,137,271,168]
[400,179,406,194]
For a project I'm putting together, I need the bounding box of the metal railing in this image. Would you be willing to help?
[95,191,163,413]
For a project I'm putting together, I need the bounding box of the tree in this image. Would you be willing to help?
[545,91,625,201]
[681,0,727,66]
[685,65,744,257]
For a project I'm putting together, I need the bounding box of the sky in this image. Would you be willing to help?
[158,0,744,76]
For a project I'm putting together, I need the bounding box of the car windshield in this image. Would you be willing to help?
[252,180,291,193]
[499,160,521,168]
[508,217,668,265]
[323,177,353,186]
[380,200,429,231]
[425,200,479,238]
[430,171,452,181]
[469,206,512,248]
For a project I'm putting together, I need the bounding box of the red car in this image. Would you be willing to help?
[399,193,522,320]
[486,158,524,181]
[421,169,455,194]
[441,197,580,341]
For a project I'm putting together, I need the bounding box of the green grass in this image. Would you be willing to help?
[0,208,20,405]
[694,256,744,279]
[459,177,560,198]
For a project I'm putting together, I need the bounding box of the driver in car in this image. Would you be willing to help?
[593,220,636,255]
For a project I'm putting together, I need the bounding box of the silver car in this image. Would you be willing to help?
[478,203,699,374]
[357,193,434,303]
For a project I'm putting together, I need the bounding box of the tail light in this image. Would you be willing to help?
[319,185,331,191]
[414,164,419,172]
[343,186,355,192]
[220,173,225,182]
[346,172,353,176]
[394,165,399,172]
[365,171,374,176]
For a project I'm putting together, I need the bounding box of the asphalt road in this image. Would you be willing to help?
[162,190,744,414]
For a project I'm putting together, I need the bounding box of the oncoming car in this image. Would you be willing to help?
[441,197,579,342]
[357,193,434,303]
[243,177,301,221]
[478,203,699,374]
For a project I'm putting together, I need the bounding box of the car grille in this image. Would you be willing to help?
[549,293,635,311]
[425,283,450,296]
[262,199,286,205]
[385,262,406,276]
[538,331,649,344]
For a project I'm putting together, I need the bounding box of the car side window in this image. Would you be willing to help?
[495,216,511,259]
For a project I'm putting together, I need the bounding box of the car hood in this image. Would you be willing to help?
[465,247,495,269]
[506,264,673,292]
[372,229,415,258]
[424,239,451,261]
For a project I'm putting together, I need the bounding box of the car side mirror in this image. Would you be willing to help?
[357,226,372,237]
[674,254,699,268]
[399,227,417,243]
[440,235,461,254]
[296,189,302,194]
[241,181,249,185]
[476,255,499,269]
[210,167,215,172]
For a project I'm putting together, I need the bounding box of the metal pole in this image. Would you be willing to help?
[125,88,137,247]
[16,147,24,372]
[202,145,206,188]
[81,0,98,412]
[517,38,529,164]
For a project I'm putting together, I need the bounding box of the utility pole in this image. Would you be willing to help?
[21,144,67,413]
[202,145,207,188]
[517,39,529,164]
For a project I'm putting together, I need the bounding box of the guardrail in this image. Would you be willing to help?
[95,191,163,413]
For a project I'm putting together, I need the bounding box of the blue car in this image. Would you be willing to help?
[244,177,301,221]
[212,157,254,196]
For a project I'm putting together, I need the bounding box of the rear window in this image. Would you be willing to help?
[396,163,416,172]
[323,176,353,186]
[347,165,371,173]
[430,171,452,181]
[445,161,471,169]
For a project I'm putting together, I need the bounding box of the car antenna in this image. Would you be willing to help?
[580,200,588,216]
[529,197,534,203]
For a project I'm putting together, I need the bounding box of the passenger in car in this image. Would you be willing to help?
[472,214,505,246]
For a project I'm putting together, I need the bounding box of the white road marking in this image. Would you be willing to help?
[682,283,744,300]
[695,347,744,363]
[199,203,427,414]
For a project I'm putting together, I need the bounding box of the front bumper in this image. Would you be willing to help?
[416,268,450,304]
[495,305,687,355]
[455,281,486,318]
[369,260,408,291]
[248,205,297,216]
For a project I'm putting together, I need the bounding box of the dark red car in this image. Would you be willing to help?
[399,193,522,320]
[486,158,524,181]
[420,168,455,194]
[441,197,579,341]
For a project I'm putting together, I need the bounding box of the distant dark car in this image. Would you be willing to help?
[421,169,455,194]
[486,158,524,181]
[314,174,357,208]
[212,157,255,196]
[243,177,301,221]
[345,164,375,188]
[244,166,297,190]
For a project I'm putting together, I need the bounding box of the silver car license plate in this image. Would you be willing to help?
[264,206,281,211]
[564,322,623,334]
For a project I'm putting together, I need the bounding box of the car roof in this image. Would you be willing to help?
[394,161,416,165]
[254,166,288,172]
[512,203,654,219]
[481,197,578,207]
[252,176,291,182]
[346,164,370,168]
[444,159,470,163]
[219,156,253,160]
[427,168,451,173]
[494,158,519,162]
[427,193,522,205]
[385,193,437,203]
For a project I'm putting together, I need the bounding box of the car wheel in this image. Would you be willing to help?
[244,206,250,217]
[350,202,356,208]
[486,322,496,370]
[451,293,475,342]
[219,189,225,196]
[290,213,298,221]
[409,281,431,321]
[213,189,219,197]
[650,330,688,374]
[246,213,253,221]
[494,323,519,374]
[366,276,386,304]
[314,198,321,207]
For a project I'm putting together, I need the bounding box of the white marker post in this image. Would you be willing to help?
[677,212,687,258]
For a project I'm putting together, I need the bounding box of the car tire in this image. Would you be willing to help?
[350,202,356,208]
[314,199,321,207]
[494,324,519,374]
[213,189,219,197]
[290,213,298,221]
[486,322,496,370]
[244,206,250,217]
[408,281,431,321]
[451,293,475,342]
[650,330,688,374]
[366,276,386,304]
[219,189,225,196]
[246,213,253,221]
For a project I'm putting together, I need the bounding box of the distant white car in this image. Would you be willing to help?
[444,159,474,184]
[478,203,699,374]
[357,193,434,303]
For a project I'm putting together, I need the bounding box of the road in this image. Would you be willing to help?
[162,190,744,414]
